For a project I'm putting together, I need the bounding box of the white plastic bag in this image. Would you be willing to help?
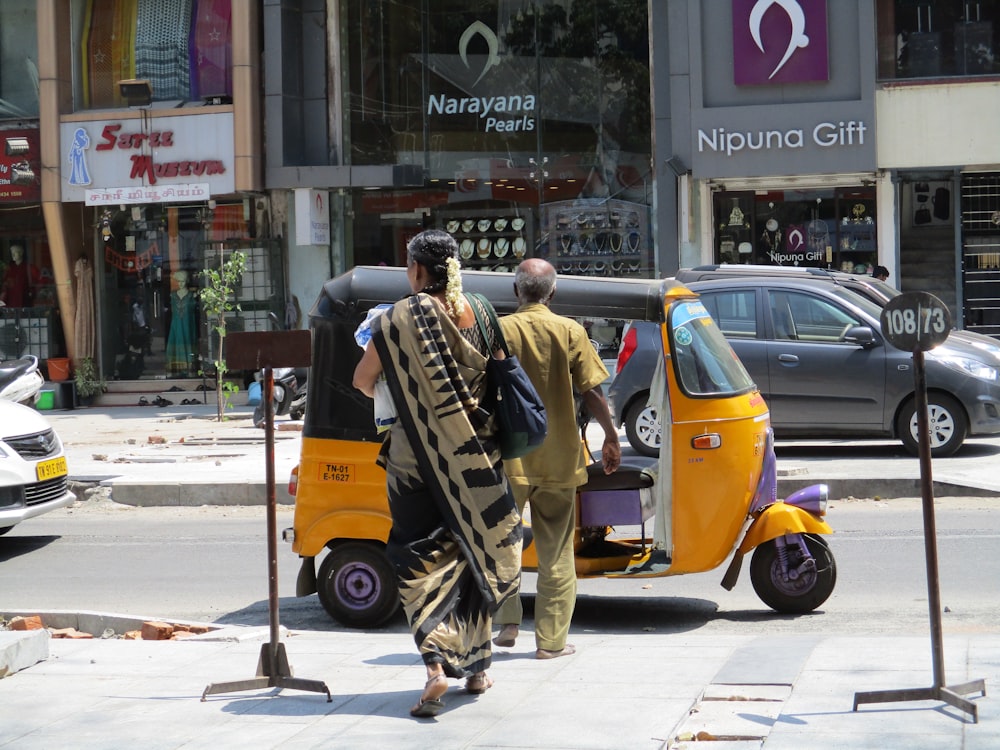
[354,305,397,432]
[373,378,397,433]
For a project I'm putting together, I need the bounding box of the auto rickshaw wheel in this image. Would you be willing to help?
[317,542,400,628]
[749,534,836,614]
[624,397,661,457]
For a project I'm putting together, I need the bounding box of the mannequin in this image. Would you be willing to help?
[1,245,38,308]
[165,270,197,376]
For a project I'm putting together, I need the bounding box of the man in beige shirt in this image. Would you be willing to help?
[494,258,621,659]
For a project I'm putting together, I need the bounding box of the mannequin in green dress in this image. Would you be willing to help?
[166,270,197,376]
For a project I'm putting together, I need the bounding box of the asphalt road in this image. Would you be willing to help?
[3,495,998,639]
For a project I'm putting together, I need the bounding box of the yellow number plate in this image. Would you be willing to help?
[318,463,355,483]
[36,456,68,481]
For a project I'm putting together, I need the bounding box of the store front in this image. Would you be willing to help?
[89,201,282,381]
[339,0,654,285]
[668,1,882,274]
[58,110,278,382]
[711,186,878,273]
[307,0,655,356]
[0,125,64,366]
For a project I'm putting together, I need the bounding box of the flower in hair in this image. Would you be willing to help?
[444,256,465,318]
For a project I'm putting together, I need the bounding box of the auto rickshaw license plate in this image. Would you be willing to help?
[36,456,68,481]
[318,463,355,483]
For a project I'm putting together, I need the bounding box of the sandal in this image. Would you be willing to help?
[137,396,149,406]
[465,672,493,695]
[153,396,173,407]
[410,674,447,718]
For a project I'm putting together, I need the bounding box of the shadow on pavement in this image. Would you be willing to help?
[0,534,61,561]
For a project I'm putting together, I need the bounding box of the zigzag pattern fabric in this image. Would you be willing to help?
[374,293,521,676]
[136,0,193,101]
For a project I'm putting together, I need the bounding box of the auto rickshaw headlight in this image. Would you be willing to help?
[782,483,828,516]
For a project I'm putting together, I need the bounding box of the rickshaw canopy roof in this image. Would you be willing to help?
[305,266,698,442]
[314,266,696,324]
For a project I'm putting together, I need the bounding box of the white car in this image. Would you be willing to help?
[0,400,75,535]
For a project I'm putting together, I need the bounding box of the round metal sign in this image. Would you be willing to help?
[880,291,951,352]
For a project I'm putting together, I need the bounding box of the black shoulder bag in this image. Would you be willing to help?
[466,293,547,459]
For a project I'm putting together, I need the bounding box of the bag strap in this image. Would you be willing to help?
[466,292,510,357]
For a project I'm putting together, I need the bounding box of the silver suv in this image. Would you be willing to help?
[610,274,1000,458]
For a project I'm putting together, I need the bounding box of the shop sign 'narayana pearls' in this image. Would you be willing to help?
[427,21,536,133]
[428,93,536,133]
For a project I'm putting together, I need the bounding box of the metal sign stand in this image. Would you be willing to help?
[854,294,985,721]
[202,330,330,702]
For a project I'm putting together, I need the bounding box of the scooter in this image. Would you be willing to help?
[0,354,44,407]
[252,365,308,427]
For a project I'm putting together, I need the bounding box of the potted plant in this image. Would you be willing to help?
[74,357,106,405]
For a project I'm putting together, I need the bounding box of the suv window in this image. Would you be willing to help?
[699,289,757,338]
[770,290,862,342]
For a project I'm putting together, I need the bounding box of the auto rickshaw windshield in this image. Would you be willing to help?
[669,300,756,397]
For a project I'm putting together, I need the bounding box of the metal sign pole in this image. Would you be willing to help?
[202,331,329,702]
[854,293,985,721]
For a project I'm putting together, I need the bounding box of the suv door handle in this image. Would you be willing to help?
[777,354,799,363]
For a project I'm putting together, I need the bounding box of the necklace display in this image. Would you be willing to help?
[762,227,782,253]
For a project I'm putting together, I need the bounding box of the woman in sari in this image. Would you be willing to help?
[353,230,522,718]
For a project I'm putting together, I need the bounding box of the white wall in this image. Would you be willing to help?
[876,82,1000,170]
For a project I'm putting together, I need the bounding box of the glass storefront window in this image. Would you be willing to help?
[0,1,39,118]
[73,0,232,109]
[712,187,877,273]
[96,202,282,381]
[877,1,1000,80]
[342,0,653,279]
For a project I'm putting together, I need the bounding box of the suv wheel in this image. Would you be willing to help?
[896,393,968,458]
[624,397,661,457]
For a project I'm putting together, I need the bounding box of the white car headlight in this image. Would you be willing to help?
[929,353,999,382]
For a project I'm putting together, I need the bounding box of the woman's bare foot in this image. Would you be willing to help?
[410,673,448,717]
[465,671,494,694]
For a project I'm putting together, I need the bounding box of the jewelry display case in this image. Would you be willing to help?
[834,189,876,274]
[539,198,651,277]
[439,210,533,273]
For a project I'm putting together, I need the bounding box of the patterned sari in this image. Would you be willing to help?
[372,293,522,677]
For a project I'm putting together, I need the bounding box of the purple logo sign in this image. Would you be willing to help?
[732,0,828,85]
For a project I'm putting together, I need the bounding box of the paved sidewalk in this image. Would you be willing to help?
[1,621,996,749]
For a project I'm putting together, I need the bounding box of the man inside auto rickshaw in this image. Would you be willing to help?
[493,258,621,659]
[352,229,522,718]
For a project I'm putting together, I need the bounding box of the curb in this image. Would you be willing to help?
[0,610,282,679]
[778,476,1000,499]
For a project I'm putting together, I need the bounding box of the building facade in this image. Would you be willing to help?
[8,0,1000,390]
[25,0,282,386]
[669,0,1000,337]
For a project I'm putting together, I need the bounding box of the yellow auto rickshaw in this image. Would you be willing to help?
[283,266,834,627]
